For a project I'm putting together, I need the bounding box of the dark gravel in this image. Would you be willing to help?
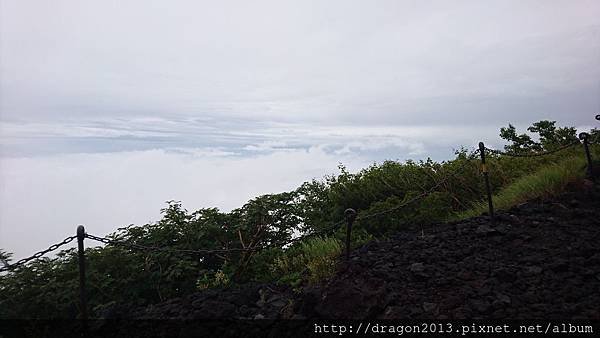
[311,179,600,319]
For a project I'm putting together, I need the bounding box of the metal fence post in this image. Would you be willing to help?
[579,133,594,180]
[77,225,88,321]
[479,142,495,220]
[344,209,357,261]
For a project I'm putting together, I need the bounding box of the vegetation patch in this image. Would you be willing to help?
[456,154,592,219]
[270,237,342,287]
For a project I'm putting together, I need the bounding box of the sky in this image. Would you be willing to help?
[1,0,599,260]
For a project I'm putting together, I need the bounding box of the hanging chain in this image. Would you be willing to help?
[0,236,76,272]
[84,233,257,254]
[356,148,480,221]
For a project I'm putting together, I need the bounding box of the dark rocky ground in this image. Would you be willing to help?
[118,178,600,321]
[309,179,600,320]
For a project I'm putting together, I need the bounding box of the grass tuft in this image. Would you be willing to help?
[271,236,342,286]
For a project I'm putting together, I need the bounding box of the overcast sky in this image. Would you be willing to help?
[1,0,599,259]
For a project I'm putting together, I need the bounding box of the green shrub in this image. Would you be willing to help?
[196,269,230,290]
[301,237,343,284]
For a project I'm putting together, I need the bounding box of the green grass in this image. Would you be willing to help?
[301,237,343,284]
[455,154,589,219]
[271,236,342,286]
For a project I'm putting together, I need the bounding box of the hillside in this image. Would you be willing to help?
[103,176,599,322]
[2,121,598,335]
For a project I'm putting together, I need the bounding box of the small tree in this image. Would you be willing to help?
[527,120,577,150]
[499,124,541,152]
[500,120,578,152]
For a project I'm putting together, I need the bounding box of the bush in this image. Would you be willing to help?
[196,269,230,290]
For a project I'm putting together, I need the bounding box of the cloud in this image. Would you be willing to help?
[1,118,506,159]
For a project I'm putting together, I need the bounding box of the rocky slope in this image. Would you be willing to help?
[308,179,600,319]
[119,178,600,320]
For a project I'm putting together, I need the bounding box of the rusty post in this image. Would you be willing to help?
[344,209,357,261]
[479,142,494,220]
[77,225,88,321]
[579,133,594,180]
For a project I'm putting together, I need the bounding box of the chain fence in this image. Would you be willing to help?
[0,221,350,273]
[84,233,257,254]
[0,236,76,273]
[1,128,596,285]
